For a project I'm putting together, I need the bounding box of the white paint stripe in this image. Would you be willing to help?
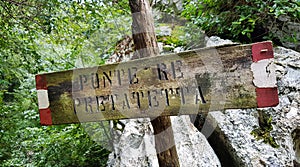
[37,90,50,109]
[251,58,277,88]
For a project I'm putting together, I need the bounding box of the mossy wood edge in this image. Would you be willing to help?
[35,41,279,125]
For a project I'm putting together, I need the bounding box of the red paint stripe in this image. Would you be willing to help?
[35,75,47,90]
[36,75,51,125]
[252,41,274,62]
[256,88,279,108]
[39,108,52,125]
[252,41,279,108]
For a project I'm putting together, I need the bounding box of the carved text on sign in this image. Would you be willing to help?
[73,86,206,114]
[72,60,184,92]
[35,42,279,124]
[71,59,207,115]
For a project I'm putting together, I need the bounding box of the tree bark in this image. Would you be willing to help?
[129,0,180,166]
[129,0,159,59]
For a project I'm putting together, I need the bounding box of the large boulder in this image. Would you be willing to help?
[205,36,236,47]
[107,116,221,167]
[205,45,300,166]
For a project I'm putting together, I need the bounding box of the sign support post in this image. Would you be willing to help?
[128,0,180,166]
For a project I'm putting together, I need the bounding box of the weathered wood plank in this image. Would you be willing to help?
[36,41,279,125]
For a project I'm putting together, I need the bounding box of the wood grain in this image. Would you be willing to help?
[36,43,260,124]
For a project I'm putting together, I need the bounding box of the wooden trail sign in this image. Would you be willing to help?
[36,41,279,125]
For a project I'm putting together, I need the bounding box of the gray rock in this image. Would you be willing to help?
[174,46,184,53]
[282,22,300,51]
[205,43,300,166]
[205,36,236,47]
[107,118,159,167]
[206,110,288,166]
[156,26,172,37]
[107,116,221,167]
[172,116,221,167]
[157,42,164,53]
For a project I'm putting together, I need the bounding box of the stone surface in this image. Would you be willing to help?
[205,36,236,47]
[271,22,300,52]
[172,116,221,167]
[107,116,221,167]
[174,46,184,53]
[155,26,172,37]
[205,44,300,166]
[107,118,159,167]
[206,110,287,166]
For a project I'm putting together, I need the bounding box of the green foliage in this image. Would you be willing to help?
[0,0,132,166]
[152,0,182,15]
[155,13,206,50]
[36,0,131,70]
[157,24,186,47]
[0,75,110,166]
[251,110,279,148]
[182,0,300,46]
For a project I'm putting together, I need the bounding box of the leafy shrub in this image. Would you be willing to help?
[182,0,300,48]
[0,1,133,166]
[0,76,110,167]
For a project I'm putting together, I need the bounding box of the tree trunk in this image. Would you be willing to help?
[129,0,180,166]
[129,0,159,59]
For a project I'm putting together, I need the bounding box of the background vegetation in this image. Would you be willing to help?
[0,0,129,166]
[182,0,300,49]
[0,0,299,166]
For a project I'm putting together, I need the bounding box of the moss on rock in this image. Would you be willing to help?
[250,110,279,148]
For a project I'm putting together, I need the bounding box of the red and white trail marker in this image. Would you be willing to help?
[251,42,279,108]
